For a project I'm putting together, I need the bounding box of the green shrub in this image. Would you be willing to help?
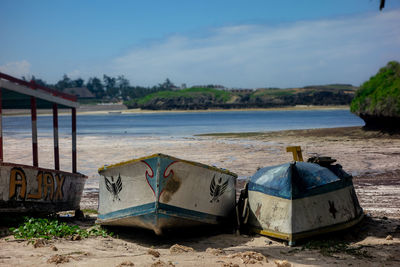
[351,61,400,116]
[9,217,111,240]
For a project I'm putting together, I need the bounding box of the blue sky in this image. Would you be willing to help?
[1,0,400,88]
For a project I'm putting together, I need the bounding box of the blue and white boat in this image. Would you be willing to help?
[247,161,363,245]
[97,153,237,234]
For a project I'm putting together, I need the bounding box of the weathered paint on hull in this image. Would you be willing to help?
[97,202,224,234]
[248,185,363,243]
[0,162,87,213]
[97,153,237,234]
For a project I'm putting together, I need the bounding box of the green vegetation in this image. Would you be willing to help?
[251,88,297,98]
[304,84,357,90]
[81,208,98,214]
[127,85,355,110]
[26,72,356,110]
[9,217,111,240]
[351,61,400,117]
[133,87,232,105]
[28,75,175,102]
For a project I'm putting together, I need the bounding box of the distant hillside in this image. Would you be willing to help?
[351,61,400,130]
[125,84,356,110]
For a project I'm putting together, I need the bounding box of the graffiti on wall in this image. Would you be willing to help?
[8,167,65,201]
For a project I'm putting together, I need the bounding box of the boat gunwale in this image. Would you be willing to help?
[98,153,237,177]
[0,161,87,178]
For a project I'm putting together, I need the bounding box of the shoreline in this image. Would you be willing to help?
[2,104,350,116]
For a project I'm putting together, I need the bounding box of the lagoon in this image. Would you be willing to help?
[3,109,364,138]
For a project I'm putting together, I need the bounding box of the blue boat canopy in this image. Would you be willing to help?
[248,162,353,200]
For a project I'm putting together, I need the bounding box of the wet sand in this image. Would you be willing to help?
[1,126,400,266]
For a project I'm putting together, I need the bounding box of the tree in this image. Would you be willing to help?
[30,75,48,87]
[116,75,131,100]
[72,78,85,88]
[159,78,175,90]
[55,74,73,91]
[87,77,105,98]
[103,74,119,98]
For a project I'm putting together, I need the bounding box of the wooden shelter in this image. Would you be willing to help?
[0,72,86,213]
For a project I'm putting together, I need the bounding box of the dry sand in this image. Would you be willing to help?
[1,126,400,266]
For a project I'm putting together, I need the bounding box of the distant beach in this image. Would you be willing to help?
[3,104,350,116]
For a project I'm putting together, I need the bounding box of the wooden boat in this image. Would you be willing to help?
[97,153,237,234]
[1,162,86,213]
[0,72,87,213]
[246,159,363,245]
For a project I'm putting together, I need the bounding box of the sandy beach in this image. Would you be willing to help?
[1,126,399,266]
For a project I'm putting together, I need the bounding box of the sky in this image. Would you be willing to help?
[1,0,400,88]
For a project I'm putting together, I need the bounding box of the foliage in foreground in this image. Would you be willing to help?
[9,217,111,240]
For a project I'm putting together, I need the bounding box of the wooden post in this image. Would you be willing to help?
[0,88,3,162]
[31,96,38,167]
[72,108,77,173]
[286,146,304,161]
[53,103,60,170]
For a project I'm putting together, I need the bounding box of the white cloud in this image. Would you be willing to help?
[0,60,31,78]
[112,10,400,88]
[67,69,82,79]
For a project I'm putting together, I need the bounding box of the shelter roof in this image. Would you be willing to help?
[0,72,79,109]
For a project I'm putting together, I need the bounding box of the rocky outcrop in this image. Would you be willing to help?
[351,61,400,130]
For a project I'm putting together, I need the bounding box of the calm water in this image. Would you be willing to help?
[3,109,364,138]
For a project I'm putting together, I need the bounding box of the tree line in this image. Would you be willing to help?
[23,74,176,101]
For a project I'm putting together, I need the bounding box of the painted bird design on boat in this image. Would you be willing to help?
[210,175,228,203]
[105,174,123,201]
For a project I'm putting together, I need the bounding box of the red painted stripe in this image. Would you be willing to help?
[31,97,38,167]
[0,88,3,162]
[141,160,156,196]
[72,108,77,173]
[0,72,77,102]
[163,161,177,178]
[53,103,59,170]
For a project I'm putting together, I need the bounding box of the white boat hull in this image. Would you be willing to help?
[247,162,363,244]
[97,153,237,234]
[248,185,363,242]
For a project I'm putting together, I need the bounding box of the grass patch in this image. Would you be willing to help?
[251,88,297,98]
[9,217,112,240]
[302,239,372,258]
[196,132,264,138]
[135,87,232,105]
[81,209,98,214]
